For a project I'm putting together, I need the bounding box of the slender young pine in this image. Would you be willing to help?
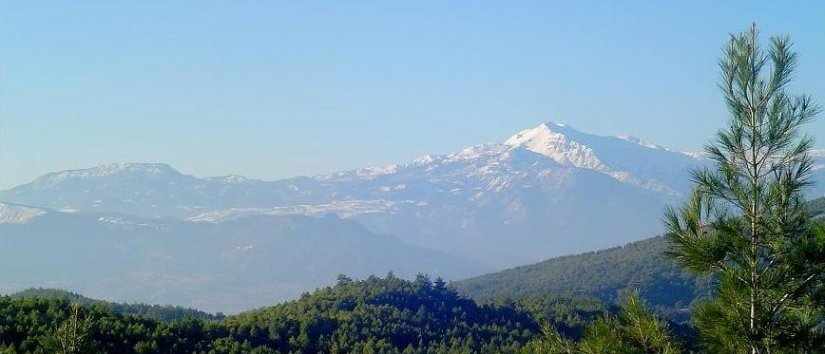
[521,293,680,354]
[52,304,93,354]
[665,25,825,353]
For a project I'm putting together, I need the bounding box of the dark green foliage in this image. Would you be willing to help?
[452,236,710,323]
[455,197,825,327]
[223,273,538,353]
[9,288,223,323]
[521,293,681,354]
[805,197,825,218]
[0,275,539,353]
[508,295,610,340]
[0,295,223,353]
[665,25,825,353]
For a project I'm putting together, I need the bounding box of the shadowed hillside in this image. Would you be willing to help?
[454,197,825,323]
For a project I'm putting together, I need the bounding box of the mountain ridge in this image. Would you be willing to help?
[4,122,825,269]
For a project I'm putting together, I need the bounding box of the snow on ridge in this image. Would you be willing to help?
[502,122,691,196]
[187,200,423,223]
[97,216,167,231]
[377,184,407,192]
[357,165,399,178]
[504,123,609,171]
[681,150,708,160]
[317,144,511,182]
[0,203,47,224]
[412,155,436,165]
[318,164,400,181]
[10,121,723,202]
[36,163,179,184]
[615,135,668,150]
[444,144,508,163]
[207,175,253,184]
[310,122,687,196]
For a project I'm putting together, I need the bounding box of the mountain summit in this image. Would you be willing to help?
[505,122,609,170]
[503,122,701,195]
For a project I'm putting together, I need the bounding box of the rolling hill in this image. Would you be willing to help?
[9,288,223,322]
[452,236,707,321]
[453,197,825,321]
[0,276,541,353]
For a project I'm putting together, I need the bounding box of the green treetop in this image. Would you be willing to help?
[665,24,825,353]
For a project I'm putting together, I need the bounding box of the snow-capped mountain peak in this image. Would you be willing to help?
[501,122,712,196]
[8,120,822,269]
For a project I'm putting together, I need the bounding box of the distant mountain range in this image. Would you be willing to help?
[1,123,712,265]
[3,122,825,312]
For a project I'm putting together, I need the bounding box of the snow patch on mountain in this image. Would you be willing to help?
[29,163,181,188]
[681,150,708,160]
[206,175,255,184]
[320,165,400,181]
[0,203,47,224]
[187,199,422,223]
[97,216,162,229]
[502,122,682,195]
[616,135,667,150]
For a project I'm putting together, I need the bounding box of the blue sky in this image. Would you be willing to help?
[1,1,824,189]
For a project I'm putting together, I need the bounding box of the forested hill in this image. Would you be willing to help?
[225,274,542,353]
[452,236,707,320]
[9,288,224,322]
[0,275,542,353]
[453,196,825,320]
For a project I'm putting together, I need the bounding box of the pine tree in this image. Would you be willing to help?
[50,304,94,354]
[665,24,825,353]
[521,293,680,354]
